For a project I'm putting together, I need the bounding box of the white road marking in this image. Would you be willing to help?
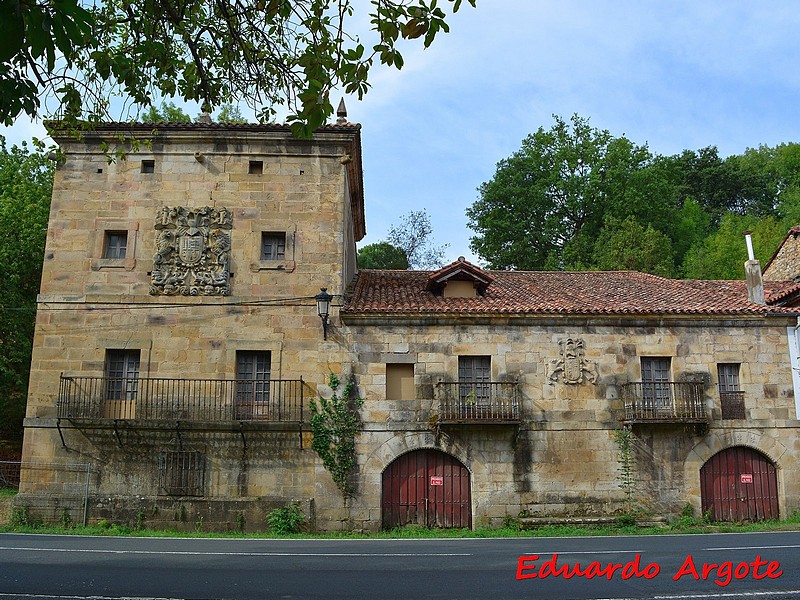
[704,544,800,551]
[0,595,183,600]
[652,592,800,599]
[0,546,469,557]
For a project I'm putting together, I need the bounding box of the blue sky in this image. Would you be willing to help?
[4,1,800,265]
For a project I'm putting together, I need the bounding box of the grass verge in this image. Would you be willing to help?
[0,513,799,539]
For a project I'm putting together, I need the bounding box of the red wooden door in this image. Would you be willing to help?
[382,449,471,529]
[700,446,778,522]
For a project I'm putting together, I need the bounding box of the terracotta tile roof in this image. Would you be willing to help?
[46,121,362,133]
[342,269,800,316]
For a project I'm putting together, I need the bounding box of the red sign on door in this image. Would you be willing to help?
[741,474,753,484]
[430,476,443,486]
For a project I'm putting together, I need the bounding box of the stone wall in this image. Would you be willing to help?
[20,126,359,531]
[341,315,800,528]
[764,230,800,281]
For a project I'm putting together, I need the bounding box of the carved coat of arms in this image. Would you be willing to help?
[150,206,232,296]
[547,338,598,385]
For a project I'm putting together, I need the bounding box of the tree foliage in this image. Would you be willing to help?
[386,209,448,269]
[215,103,247,124]
[0,137,53,437]
[593,216,675,277]
[357,242,409,269]
[467,114,652,270]
[468,114,800,279]
[141,102,192,123]
[1,0,474,136]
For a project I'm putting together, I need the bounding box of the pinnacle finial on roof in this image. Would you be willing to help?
[336,98,348,124]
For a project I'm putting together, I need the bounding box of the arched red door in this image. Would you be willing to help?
[700,446,778,522]
[382,449,471,529]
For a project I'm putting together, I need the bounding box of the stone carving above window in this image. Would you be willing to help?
[547,337,598,385]
[151,206,232,296]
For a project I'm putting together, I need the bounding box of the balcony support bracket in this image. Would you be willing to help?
[56,418,67,449]
[239,422,247,449]
[112,420,123,448]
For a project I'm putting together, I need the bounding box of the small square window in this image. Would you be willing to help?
[249,160,263,175]
[141,160,155,173]
[261,232,286,261]
[103,231,128,259]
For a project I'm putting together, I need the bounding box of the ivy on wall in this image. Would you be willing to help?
[309,373,364,496]
[614,426,639,517]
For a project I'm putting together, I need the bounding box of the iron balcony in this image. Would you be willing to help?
[436,381,520,425]
[57,375,304,424]
[621,381,708,424]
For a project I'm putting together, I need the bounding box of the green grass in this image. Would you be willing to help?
[0,488,18,496]
[1,513,799,539]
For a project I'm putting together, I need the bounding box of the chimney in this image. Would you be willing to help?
[743,230,765,305]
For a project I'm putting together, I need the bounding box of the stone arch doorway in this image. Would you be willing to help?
[700,446,778,522]
[381,449,471,529]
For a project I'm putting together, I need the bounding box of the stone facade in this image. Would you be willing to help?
[18,122,800,531]
[338,314,800,528]
[764,227,800,281]
[19,123,362,530]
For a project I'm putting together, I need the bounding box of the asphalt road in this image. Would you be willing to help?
[0,531,798,599]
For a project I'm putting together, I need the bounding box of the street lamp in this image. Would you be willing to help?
[315,288,334,340]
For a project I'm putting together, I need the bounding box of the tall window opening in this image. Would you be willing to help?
[236,351,271,419]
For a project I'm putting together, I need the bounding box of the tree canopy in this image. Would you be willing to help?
[1,0,474,137]
[0,136,52,437]
[386,209,449,269]
[357,242,409,269]
[467,114,652,270]
[468,114,800,279]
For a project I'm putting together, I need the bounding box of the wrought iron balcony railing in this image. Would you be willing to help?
[720,390,746,420]
[57,375,304,423]
[436,381,520,424]
[621,381,707,423]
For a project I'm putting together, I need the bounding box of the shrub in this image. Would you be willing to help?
[267,503,305,535]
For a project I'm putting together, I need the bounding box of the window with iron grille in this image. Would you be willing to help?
[718,363,745,419]
[105,349,140,401]
[103,231,128,259]
[260,232,286,261]
[458,356,490,405]
[158,451,205,496]
[236,351,271,419]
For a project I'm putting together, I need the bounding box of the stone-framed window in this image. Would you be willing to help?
[235,350,271,419]
[641,357,671,409]
[103,231,127,259]
[251,225,296,272]
[90,220,138,271]
[105,349,140,401]
[458,355,490,405]
[260,232,286,261]
[158,450,205,496]
[718,363,745,419]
